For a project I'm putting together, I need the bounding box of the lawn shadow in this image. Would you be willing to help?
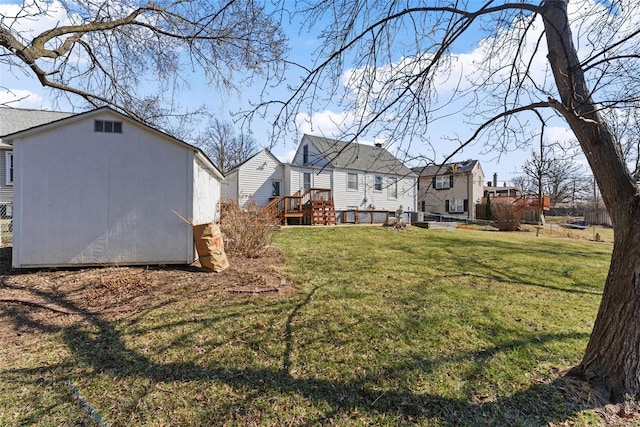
[58,315,600,426]
[1,280,608,426]
[3,287,604,426]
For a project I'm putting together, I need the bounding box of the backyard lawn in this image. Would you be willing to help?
[0,226,623,426]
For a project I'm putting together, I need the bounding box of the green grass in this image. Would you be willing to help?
[0,226,613,426]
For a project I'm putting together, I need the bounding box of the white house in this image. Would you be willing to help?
[222,134,417,224]
[0,107,74,218]
[221,148,283,207]
[3,107,224,268]
[292,135,417,216]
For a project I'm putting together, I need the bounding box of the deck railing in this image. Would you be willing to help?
[483,194,550,210]
[266,188,334,224]
[301,188,332,205]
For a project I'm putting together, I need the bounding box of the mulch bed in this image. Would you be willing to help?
[0,247,294,342]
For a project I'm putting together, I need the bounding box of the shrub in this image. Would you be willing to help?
[491,203,523,231]
[219,198,280,258]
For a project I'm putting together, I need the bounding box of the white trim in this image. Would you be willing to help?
[5,151,13,186]
[271,178,282,197]
[435,175,450,189]
[374,174,383,192]
[347,172,358,191]
[450,199,464,213]
[303,172,311,192]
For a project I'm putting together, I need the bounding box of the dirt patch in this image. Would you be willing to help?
[0,247,294,341]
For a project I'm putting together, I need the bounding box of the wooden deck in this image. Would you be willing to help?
[266,188,336,226]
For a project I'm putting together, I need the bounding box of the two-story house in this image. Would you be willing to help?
[292,135,416,214]
[413,160,485,220]
[222,134,417,224]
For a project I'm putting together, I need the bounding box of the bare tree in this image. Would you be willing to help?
[196,118,259,173]
[607,108,640,181]
[520,147,585,206]
[262,0,640,402]
[511,175,536,194]
[545,158,585,206]
[0,0,286,130]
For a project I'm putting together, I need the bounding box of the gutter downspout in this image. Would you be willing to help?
[467,172,471,220]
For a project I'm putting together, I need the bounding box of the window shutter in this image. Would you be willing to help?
[445,200,450,212]
[449,175,454,187]
[432,177,436,188]
[464,199,469,212]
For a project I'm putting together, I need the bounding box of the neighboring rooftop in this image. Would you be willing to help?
[0,107,75,147]
[412,159,479,176]
[304,134,414,176]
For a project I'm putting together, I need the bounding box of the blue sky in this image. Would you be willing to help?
[0,0,600,185]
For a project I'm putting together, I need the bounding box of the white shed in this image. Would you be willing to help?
[4,107,224,268]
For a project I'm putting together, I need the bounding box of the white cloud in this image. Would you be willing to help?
[545,126,576,145]
[294,110,356,137]
[0,1,72,45]
[0,89,47,109]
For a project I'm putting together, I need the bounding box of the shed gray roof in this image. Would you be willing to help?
[412,159,479,177]
[305,134,414,176]
[0,107,74,148]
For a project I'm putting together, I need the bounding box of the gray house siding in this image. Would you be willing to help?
[0,149,12,201]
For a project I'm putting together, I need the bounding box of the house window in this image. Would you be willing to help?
[94,120,123,133]
[5,151,13,185]
[447,199,468,213]
[271,179,281,197]
[374,175,382,191]
[303,145,309,165]
[433,175,453,189]
[421,200,426,212]
[387,178,398,199]
[303,172,311,192]
[347,173,358,190]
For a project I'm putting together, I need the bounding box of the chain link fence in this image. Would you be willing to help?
[0,201,13,247]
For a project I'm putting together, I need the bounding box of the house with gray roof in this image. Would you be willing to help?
[412,159,485,220]
[292,135,416,217]
[222,134,417,224]
[0,107,74,217]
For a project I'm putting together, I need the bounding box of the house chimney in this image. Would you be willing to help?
[493,173,497,187]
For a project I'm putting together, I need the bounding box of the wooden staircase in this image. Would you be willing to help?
[304,199,337,225]
[267,188,336,225]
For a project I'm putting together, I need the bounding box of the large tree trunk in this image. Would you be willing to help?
[543,0,640,402]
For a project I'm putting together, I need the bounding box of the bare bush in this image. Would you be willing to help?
[491,204,523,232]
[219,198,280,258]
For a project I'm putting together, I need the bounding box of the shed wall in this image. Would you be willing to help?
[220,170,238,203]
[13,112,195,267]
[192,155,221,224]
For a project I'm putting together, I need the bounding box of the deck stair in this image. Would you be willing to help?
[305,199,337,225]
[268,188,336,225]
